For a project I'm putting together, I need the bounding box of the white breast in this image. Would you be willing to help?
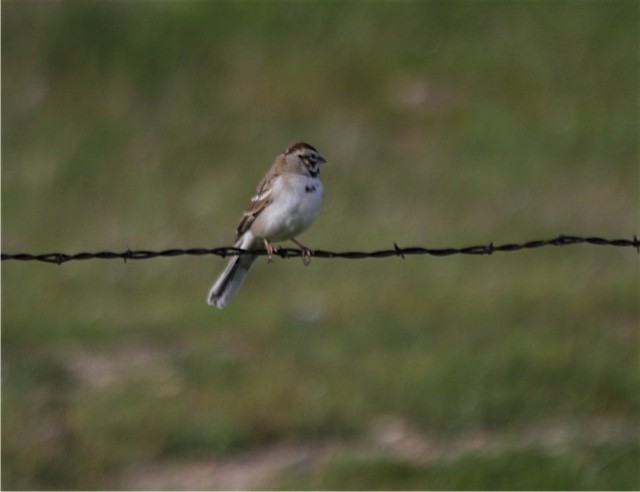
[250,174,324,242]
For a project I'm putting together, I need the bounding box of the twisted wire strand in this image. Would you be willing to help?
[2,235,638,265]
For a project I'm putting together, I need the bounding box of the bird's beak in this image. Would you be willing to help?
[318,154,327,164]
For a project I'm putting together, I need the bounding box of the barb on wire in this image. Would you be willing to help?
[1,235,638,265]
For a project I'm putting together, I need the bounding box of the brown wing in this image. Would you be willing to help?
[235,171,277,238]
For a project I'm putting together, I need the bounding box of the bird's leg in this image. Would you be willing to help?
[263,239,277,262]
[291,238,314,265]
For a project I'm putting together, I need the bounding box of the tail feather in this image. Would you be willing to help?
[207,233,258,308]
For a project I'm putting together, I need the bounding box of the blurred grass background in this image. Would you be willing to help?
[2,0,638,489]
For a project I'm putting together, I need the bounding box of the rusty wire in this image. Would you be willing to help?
[1,235,638,265]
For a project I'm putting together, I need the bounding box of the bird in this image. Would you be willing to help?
[207,142,327,308]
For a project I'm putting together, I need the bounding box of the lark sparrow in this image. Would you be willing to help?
[207,142,327,308]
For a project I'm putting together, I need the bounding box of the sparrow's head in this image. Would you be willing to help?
[283,142,326,177]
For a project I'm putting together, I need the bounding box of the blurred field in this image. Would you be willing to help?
[2,1,638,490]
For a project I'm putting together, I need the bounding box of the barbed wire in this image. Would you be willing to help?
[1,235,638,265]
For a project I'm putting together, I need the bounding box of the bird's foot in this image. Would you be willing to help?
[263,239,278,262]
[291,238,314,265]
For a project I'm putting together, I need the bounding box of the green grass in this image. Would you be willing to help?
[2,1,638,489]
[275,444,640,490]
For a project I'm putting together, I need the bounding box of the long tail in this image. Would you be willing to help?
[207,234,257,308]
